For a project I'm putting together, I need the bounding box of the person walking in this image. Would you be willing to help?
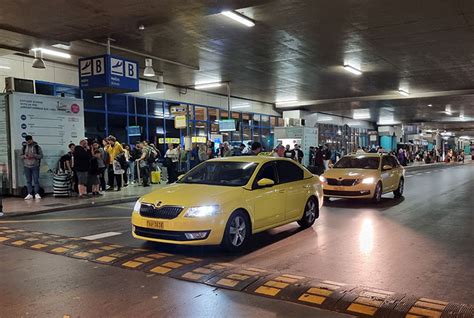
[74,138,92,198]
[105,136,124,191]
[322,144,331,170]
[189,143,200,168]
[222,142,232,157]
[198,144,208,162]
[284,145,294,159]
[293,144,304,164]
[22,135,43,200]
[136,142,150,187]
[122,144,131,187]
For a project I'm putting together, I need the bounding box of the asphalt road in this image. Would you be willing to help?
[1,163,473,317]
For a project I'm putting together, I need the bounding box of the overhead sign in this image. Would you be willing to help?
[170,105,187,114]
[219,119,236,132]
[174,115,187,129]
[79,54,139,93]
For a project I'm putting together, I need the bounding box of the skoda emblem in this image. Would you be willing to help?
[155,201,162,208]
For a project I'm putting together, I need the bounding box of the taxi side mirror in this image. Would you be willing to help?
[257,178,275,188]
[382,164,393,171]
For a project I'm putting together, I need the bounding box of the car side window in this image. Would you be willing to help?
[389,156,400,168]
[381,156,391,170]
[253,162,277,188]
[276,161,304,184]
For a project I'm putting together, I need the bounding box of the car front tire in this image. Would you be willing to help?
[393,178,404,198]
[372,181,383,203]
[221,210,250,252]
[298,197,319,228]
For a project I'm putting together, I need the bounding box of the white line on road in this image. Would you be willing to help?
[424,171,431,174]
[81,232,122,240]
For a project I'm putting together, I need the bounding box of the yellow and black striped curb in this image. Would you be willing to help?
[1,226,473,318]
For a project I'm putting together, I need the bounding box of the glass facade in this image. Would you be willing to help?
[317,123,368,152]
[34,81,281,153]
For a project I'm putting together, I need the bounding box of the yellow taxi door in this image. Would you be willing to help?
[381,155,395,191]
[248,162,286,230]
[276,161,308,220]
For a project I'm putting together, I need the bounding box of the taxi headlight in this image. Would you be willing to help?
[362,177,375,184]
[319,176,327,183]
[133,200,141,213]
[184,205,220,218]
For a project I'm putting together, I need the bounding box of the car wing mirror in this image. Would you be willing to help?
[257,178,275,188]
[382,164,393,171]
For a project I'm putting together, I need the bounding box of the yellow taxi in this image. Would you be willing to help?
[320,153,405,203]
[132,156,323,251]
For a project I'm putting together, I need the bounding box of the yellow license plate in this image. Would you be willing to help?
[146,220,164,229]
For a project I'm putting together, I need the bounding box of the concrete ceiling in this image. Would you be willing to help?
[1,0,474,129]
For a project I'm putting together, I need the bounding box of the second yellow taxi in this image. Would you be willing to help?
[320,152,405,203]
[132,156,323,251]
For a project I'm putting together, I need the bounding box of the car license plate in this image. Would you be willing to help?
[146,220,164,229]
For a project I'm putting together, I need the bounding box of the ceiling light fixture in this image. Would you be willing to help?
[138,24,145,31]
[343,65,362,75]
[221,11,255,27]
[93,94,102,99]
[0,65,11,70]
[156,72,165,92]
[427,104,432,107]
[143,58,155,77]
[232,105,251,109]
[194,82,224,90]
[398,89,409,96]
[32,50,46,69]
[144,91,164,96]
[31,48,71,59]
[52,43,71,50]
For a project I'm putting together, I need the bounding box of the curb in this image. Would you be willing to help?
[1,196,138,218]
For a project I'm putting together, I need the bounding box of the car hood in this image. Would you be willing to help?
[139,183,242,207]
[322,168,377,179]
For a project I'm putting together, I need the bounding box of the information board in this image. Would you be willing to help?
[219,119,236,132]
[9,93,85,193]
[79,54,139,93]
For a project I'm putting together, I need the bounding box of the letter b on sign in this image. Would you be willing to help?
[125,61,137,79]
[93,58,105,75]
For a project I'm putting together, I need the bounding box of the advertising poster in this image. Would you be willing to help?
[9,93,85,193]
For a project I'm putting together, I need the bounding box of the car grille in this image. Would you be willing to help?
[324,190,370,196]
[139,204,183,219]
[326,178,358,186]
[134,226,210,241]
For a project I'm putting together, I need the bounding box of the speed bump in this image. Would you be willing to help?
[0,226,472,318]
[206,267,270,291]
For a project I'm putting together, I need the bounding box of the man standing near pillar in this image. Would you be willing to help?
[22,135,43,200]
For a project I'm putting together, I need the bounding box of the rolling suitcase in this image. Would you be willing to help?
[53,172,72,197]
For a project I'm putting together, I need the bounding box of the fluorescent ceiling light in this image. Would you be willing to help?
[343,65,362,75]
[52,43,71,50]
[0,65,11,70]
[427,104,432,107]
[194,82,223,90]
[144,91,165,96]
[143,58,155,77]
[31,48,71,59]
[221,11,255,27]
[232,105,251,109]
[459,136,470,139]
[398,89,409,96]
[93,94,102,99]
[353,109,371,119]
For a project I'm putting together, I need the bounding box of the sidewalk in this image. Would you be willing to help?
[0,183,165,217]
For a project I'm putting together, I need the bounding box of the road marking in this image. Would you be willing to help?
[424,171,431,174]
[0,217,130,224]
[406,175,413,178]
[81,231,122,240]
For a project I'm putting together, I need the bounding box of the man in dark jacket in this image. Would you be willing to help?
[74,138,92,198]
[22,135,43,200]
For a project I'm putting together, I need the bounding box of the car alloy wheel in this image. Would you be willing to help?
[298,197,319,228]
[229,215,246,247]
[372,182,382,203]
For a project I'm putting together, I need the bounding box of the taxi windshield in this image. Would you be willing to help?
[178,161,258,186]
[333,156,380,169]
